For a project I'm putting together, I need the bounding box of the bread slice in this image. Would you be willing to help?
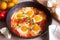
[52,4,60,23]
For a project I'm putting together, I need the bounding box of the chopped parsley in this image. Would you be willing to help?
[27,17,30,20]
[14,24,21,28]
[36,10,39,14]
[23,12,25,14]
[18,18,22,21]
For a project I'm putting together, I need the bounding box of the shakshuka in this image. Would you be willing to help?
[11,7,47,38]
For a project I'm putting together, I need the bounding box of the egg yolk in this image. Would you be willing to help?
[34,15,41,22]
[26,10,34,17]
[33,25,40,31]
[21,26,28,32]
[17,13,23,19]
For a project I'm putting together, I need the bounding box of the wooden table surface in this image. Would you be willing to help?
[0,0,60,40]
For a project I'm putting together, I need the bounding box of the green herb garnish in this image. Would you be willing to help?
[14,24,18,28]
[18,18,22,21]
[27,17,30,20]
[32,19,34,22]
[23,12,25,14]
[14,24,21,28]
[36,10,39,14]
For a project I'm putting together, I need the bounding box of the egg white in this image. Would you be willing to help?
[11,12,17,19]
[31,24,41,35]
[33,15,43,23]
[23,7,34,17]
[23,7,32,13]
[32,30,40,36]
[16,23,29,37]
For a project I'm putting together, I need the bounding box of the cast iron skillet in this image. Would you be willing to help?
[6,1,52,39]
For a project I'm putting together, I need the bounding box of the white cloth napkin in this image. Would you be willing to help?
[0,27,11,39]
[49,25,60,40]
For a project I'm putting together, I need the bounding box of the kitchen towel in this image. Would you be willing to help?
[49,25,60,40]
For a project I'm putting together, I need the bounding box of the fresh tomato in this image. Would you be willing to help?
[11,0,18,4]
[4,0,10,2]
[11,27,20,36]
[0,2,7,10]
[7,2,15,9]
[0,10,7,20]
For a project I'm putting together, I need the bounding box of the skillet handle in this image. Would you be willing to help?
[33,0,38,3]
[33,0,47,7]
